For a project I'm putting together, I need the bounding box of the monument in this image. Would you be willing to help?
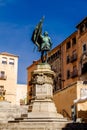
[26,17,68,129]
[30,17,62,118]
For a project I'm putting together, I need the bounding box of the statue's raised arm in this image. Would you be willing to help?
[31,17,52,63]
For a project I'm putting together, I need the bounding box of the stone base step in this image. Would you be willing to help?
[0,122,68,130]
[0,122,87,130]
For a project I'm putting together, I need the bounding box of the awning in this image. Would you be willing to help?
[74,96,87,104]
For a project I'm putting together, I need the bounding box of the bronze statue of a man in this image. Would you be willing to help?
[40,31,52,62]
[31,17,52,63]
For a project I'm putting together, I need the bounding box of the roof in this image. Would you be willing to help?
[76,17,87,28]
[0,52,19,57]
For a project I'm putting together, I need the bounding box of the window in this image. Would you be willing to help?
[2,57,7,64]
[71,65,78,78]
[0,71,5,77]
[66,55,70,64]
[82,62,87,74]
[72,37,76,46]
[80,24,85,34]
[0,71,6,80]
[71,50,77,62]
[9,58,14,65]
[67,70,70,79]
[56,50,61,57]
[48,50,61,63]
[66,41,71,50]
[83,44,86,52]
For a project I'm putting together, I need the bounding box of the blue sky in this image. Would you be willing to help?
[0,0,87,84]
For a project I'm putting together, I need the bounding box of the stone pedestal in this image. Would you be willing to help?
[26,63,68,129]
[28,63,63,118]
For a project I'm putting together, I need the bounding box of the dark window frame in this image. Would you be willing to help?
[67,70,70,79]
[83,44,86,53]
[66,41,71,50]
[9,58,14,65]
[66,55,70,64]
[2,57,7,64]
[72,37,76,46]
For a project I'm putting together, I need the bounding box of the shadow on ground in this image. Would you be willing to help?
[62,123,87,130]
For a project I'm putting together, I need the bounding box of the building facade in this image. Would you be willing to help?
[0,52,27,105]
[0,52,18,104]
[27,17,87,120]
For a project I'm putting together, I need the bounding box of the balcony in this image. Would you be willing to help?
[71,69,78,78]
[0,75,7,80]
[71,54,77,62]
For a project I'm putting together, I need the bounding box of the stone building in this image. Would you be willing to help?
[0,52,27,105]
[0,52,18,104]
[27,17,87,121]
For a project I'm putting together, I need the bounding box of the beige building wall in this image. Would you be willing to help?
[0,52,18,104]
[53,82,77,118]
[53,81,87,119]
[16,84,27,105]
